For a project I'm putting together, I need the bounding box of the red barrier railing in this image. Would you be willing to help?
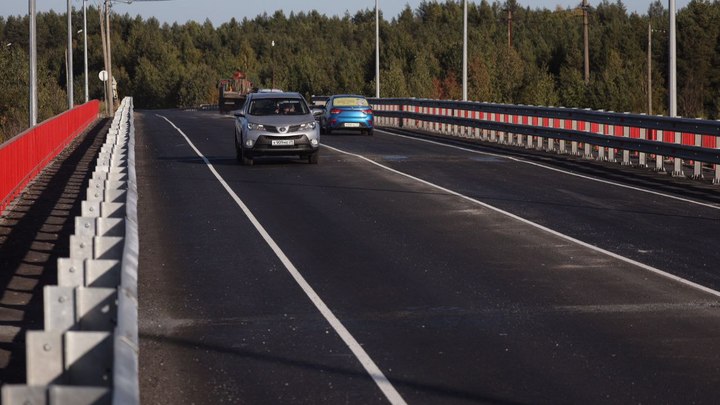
[0,100,100,214]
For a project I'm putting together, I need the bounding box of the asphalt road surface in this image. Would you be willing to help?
[136,109,720,404]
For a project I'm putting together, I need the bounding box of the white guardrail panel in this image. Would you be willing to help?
[2,97,139,405]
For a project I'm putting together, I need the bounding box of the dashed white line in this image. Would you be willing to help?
[157,115,408,405]
[323,142,720,299]
[380,129,720,211]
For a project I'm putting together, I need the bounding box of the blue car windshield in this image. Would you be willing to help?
[248,98,309,116]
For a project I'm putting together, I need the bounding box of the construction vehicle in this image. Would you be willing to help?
[218,70,254,113]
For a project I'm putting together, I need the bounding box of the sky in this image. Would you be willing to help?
[1,0,692,26]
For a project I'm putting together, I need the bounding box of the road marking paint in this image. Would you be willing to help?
[379,129,720,211]
[323,142,720,300]
[157,115,407,405]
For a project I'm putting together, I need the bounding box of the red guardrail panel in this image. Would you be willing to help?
[662,130,675,143]
[0,100,100,214]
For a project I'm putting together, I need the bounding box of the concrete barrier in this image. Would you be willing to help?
[2,97,138,405]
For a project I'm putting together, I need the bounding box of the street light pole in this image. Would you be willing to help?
[271,40,275,89]
[669,0,680,176]
[583,0,589,84]
[647,23,652,115]
[668,0,677,117]
[375,0,380,98]
[67,0,74,109]
[83,0,89,103]
[29,0,37,126]
[105,0,114,116]
[462,0,467,101]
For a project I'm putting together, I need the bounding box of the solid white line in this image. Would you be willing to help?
[323,142,720,299]
[157,115,407,405]
[379,129,720,211]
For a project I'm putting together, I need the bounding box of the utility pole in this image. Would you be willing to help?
[29,0,37,126]
[507,8,513,49]
[583,0,589,84]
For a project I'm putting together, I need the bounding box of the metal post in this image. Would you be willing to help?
[83,0,89,103]
[29,0,38,127]
[375,0,380,98]
[105,0,114,116]
[669,0,681,176]
[647,23,652,115]
[99,2,109,116]
[583,0,589,84]
[669,0,677,117]
[67,0,74,109]
[271,40,275,89]
[462,0,467,101]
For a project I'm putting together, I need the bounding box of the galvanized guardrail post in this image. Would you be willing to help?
[2,97,138,405]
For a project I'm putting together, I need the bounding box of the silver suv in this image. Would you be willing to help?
[234,92,320,165]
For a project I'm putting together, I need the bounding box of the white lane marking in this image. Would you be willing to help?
[323,143,720,299]
[157,115,407,405]
[378,129,720,211]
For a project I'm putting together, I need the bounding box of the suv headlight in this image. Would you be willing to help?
[247,122,265,131]
[299,121,317,130]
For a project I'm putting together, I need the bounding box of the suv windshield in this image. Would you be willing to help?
[248,98,309,116]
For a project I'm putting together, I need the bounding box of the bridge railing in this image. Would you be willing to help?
[2,97,139,405]
[313,96,720,184]
[0,101,101,214]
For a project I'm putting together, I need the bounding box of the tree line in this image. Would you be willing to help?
[2,0,719,142]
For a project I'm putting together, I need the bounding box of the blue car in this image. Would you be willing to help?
[320,95,374,135]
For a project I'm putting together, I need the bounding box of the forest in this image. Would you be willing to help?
[1,0,719,142]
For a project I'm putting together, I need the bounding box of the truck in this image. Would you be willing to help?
[218,70,254,114]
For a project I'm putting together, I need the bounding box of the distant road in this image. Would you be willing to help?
[136,109,720,404]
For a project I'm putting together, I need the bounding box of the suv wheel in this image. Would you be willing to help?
[308,151,319,164]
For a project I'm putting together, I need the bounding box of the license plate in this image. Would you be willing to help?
[344,123,360,128]
[271,139,295,146]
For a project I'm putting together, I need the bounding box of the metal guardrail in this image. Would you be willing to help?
[370,98,720,136]
[312,96,720,183]
[2,97,139,405]
[0,101,100,214]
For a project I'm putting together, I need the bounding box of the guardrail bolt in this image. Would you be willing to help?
[69,267,76,273]
[58,296,66,303]
[43,343,52,352]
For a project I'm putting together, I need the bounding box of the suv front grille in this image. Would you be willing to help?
[265,124,303,133]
